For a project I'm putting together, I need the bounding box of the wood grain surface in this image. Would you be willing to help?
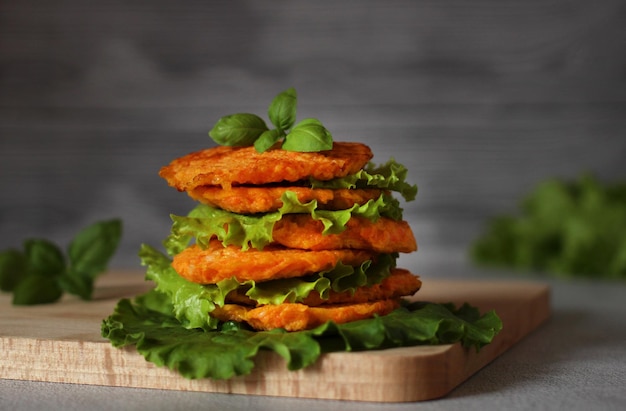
[0,271,550,402]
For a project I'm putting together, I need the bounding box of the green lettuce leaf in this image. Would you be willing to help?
[140,244,233,330]
[164,191,402,254]
[243,255,394,306]
[101,293,324,379]
[101,292,502,380]
[311,159,418,202]
[470,174,626,279]
[140,245,396,328]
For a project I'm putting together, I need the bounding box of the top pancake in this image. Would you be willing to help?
[159,142,373,191]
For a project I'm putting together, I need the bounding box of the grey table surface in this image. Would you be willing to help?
[2,254,625,411]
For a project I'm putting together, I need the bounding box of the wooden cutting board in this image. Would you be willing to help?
[0,271,550,402]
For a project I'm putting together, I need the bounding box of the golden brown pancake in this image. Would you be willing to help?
[188,186,384,214]
[172,240,375,284]
[161,138,420,332]
[159,142,373,191]
[211,299,400,331]
[273,215,417,253]
[226,268,421,307]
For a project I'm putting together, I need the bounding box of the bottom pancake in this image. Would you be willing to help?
[211,299,401,331]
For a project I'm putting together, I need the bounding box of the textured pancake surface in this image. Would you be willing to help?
[273,215,417,253]
[172,240,376,284]
[188,186,384,214]
[159,142,373,190]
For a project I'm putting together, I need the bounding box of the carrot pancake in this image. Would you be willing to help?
[226,268,422,307]
[172,240,375,284]
[159,141,373,191]
[211,299,400,331]
[188,186,384,214]
[273,215,417,253]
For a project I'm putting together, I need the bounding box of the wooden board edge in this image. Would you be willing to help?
[0,281,551,403]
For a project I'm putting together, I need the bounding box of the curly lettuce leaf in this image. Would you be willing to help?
[140,245,396,328]
[244,254,394,305]
[102,294,324,379]
[101,293,502,380]
[471,174,626,279]
[164,191,402,254]
[140,244,239,330]
[219,252,395,306]
[311,159,418,202]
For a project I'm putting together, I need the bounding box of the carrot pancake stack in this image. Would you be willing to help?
[157,141,420,332]
[102,90,503,381]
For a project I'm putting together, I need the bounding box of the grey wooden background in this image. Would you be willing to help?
[1,0,625,275]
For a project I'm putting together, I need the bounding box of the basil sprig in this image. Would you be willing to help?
[0,219,122,305]
[209,88,333,153]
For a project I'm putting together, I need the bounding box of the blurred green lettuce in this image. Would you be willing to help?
[470,174,626,280]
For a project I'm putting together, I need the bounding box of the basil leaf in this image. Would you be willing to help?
[58,268,94,300]
[283,118,333,152]
[209,113,269,146]
[0,249,27,292]
[254,128,284,153]
[68,219,122,278]
[24,239,65,277]
[268,87,297,131]
[1,219,123,305]
[207,89,334,153]
[12,274,63,305]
